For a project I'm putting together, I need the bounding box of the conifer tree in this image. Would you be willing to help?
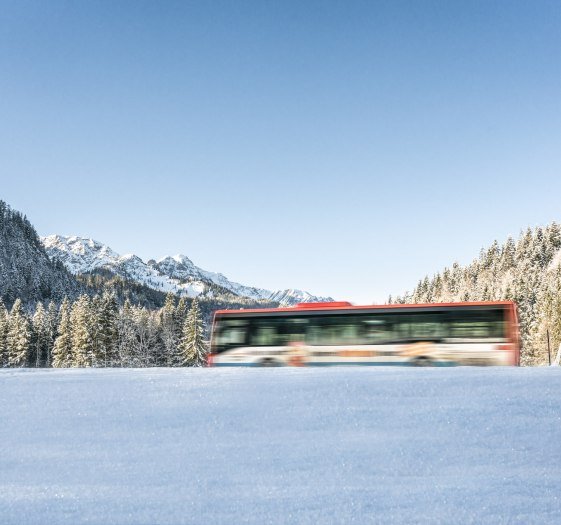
[160,293,177,366]
[52,298,72,367]
[0,299,8,367]
[501,237,516,271]
[116,299,137,367]
[174,297,188,340]
[99,292,119,366]
[132,306,159,367]
[32,302,49,367]
[7,298,31,367]
[45,301,59,367]
[70,294,94,367]
[90,295,104,366]
[178,298,208,366]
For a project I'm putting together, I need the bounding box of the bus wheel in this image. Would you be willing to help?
[259,358,280,367]
[412,356,433,367]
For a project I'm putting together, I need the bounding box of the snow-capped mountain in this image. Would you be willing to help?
[153,254,270,301]
[41,235,333,306]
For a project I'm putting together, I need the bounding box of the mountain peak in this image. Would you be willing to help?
[156,254,194,266]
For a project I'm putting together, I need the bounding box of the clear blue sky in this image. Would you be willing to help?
[1,1,560,303]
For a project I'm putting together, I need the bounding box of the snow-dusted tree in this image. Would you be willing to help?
[132,306,160,367]
[31,302,49,367]
[7,298,31,367]
[89,292,119,367]
[545,222,561,262]
[90,295,104,365]
[116,299,137,367]
[160,293,177,366]
[178,298,208,366]
[0,299,8,367]
[175,297,188,328]
[500,237,516,272]
[45,301,59,367]
[52,298,72,367]
[100,292,118,365]
[70,294,94,367]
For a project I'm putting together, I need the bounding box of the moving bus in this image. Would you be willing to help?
[209,301,520,367]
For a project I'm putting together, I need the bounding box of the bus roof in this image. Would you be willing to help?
[214,300,516,317]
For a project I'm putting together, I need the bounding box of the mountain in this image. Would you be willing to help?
[152,254,271,301]
[394,223,561,366]
[42,235,333,306]
[0,201,80,305]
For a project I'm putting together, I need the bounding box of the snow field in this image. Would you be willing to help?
[1,367,560,524]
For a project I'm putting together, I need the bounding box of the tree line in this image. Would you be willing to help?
[0,292,208,368]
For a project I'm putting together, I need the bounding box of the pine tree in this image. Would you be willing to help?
[501,237,516,271]
[178,298,208,367]
[31,302,49,367]
[70,294,94,367]
[99,292,118,366]
[175,297,188,326]
[545,222,561,262]
[160,293,177,366]
[88,293,119,367]
[116,299,137,367]
[52,298,72,367]
[0,299,8,367]
[45,302,59,367]
[132,306,160,367]
[7,298,31,367]
[90,295,104,366]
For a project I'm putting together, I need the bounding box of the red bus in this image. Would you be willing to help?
[209,301,520,367]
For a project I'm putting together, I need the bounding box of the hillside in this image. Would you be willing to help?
[395,223,561,365]
[0,201,80,306]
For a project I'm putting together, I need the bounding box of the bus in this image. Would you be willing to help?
[208,301,520,367]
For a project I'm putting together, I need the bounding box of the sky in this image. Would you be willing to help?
[1,0,561,303]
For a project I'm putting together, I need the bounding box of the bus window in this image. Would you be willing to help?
[307,316,361,345]
[278,317,308,345]
[447,309,505,339]
[252,325,277,346]
[249,317,308,346]
[362,317,393,344]
[393,313,447,342]
[215,319,248,350]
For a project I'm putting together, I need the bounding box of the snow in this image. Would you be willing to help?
[1,367,560,524]
[548,248,561,271]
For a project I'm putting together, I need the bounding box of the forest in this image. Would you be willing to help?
[0,293,208,368]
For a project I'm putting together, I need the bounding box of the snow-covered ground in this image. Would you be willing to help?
[1,368,560,524]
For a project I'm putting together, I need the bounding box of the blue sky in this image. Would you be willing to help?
[1,1,560,303]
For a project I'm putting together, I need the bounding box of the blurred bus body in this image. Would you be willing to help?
[209,301,520,367]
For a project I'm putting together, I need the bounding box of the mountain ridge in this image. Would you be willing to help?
[42,234,333,307]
